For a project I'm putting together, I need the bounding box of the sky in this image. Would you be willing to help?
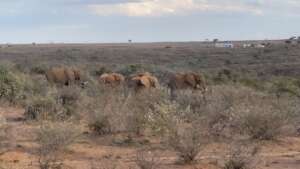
[0,0,300,43]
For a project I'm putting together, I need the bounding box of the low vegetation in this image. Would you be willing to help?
[136,149,160,169]
[0,65,26,104]
[0,43,299,169]
[223,142,260,169]
[36,122,80,169]
[167,123,206,164]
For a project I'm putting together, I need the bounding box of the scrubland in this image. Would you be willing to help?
[0,42,300,169]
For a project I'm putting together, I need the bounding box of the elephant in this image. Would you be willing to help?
[98,73,125,87]
[128,72,159,92]
[168,72,207,98]
[45,67,83,86]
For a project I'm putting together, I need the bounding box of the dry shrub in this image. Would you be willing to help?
[24,95,57,120]
[147,101,180,135]
[87,87,130,135]
[0,115,8,154]
[223,142,260,169]
[90,159,118,169]
[36,122,81,169]
[125,89,168,135]
[148,98,208,164]
[199,85,298,141]
[239,105,287,140]
[167,122,207,164]
[230,87,297,140]
[24,86,83,121]
[204,85,257,139]
[57,86,82,119]
[136,149,160,169]
[172,89,208,114]
[87,86,168,136]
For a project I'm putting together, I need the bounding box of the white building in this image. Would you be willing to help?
[255,44,265,48]
[215,41,234,48]
[243,44,252,48]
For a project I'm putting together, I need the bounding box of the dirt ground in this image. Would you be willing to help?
[0,106,300,169]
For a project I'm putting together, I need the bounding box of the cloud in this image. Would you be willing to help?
[1,0,299,18]
[87,0,264,17]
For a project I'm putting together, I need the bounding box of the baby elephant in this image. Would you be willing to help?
[98,73,125,87]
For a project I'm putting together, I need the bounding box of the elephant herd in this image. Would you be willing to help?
[45,67,207,94]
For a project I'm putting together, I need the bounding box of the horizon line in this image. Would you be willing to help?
[0,38,289,45]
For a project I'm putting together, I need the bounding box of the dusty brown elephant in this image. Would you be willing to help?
[168,72,207,98]
[98,73,125,87]
[128,72,159,92]
[45,67,83,86]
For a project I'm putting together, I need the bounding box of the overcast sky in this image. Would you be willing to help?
[0,0,300,43]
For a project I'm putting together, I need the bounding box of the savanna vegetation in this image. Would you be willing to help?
[0,42,300,169]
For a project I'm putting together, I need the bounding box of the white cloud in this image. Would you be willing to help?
[87,0,264,17]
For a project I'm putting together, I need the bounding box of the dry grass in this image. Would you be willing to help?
[1,43,300,168]
[167,123,207,164]
[223,142,260,169]
[136,149,161,169]
[36,121,81,169]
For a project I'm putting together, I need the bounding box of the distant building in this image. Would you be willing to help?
[255,44,265,48]
[243,43,252,48]
[242,42,269,48]
[215,41,234,48]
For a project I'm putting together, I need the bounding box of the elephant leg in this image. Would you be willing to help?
[170,88,176,101]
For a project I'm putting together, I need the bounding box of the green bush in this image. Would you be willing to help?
[239,78,264,91]
[94,66,112,76]
[270,77,300,97]
[119,64,144,76]
[24,86,82,121]
[213,69,237,84]
[30,65,47,75]
[0,66,24,103]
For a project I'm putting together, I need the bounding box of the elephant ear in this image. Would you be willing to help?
[149,77,159,88]
[101,73,109,78]
[139,76,150,87]
[64,68,75,81]
[184,73,196,87]
[113,74,122,81]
